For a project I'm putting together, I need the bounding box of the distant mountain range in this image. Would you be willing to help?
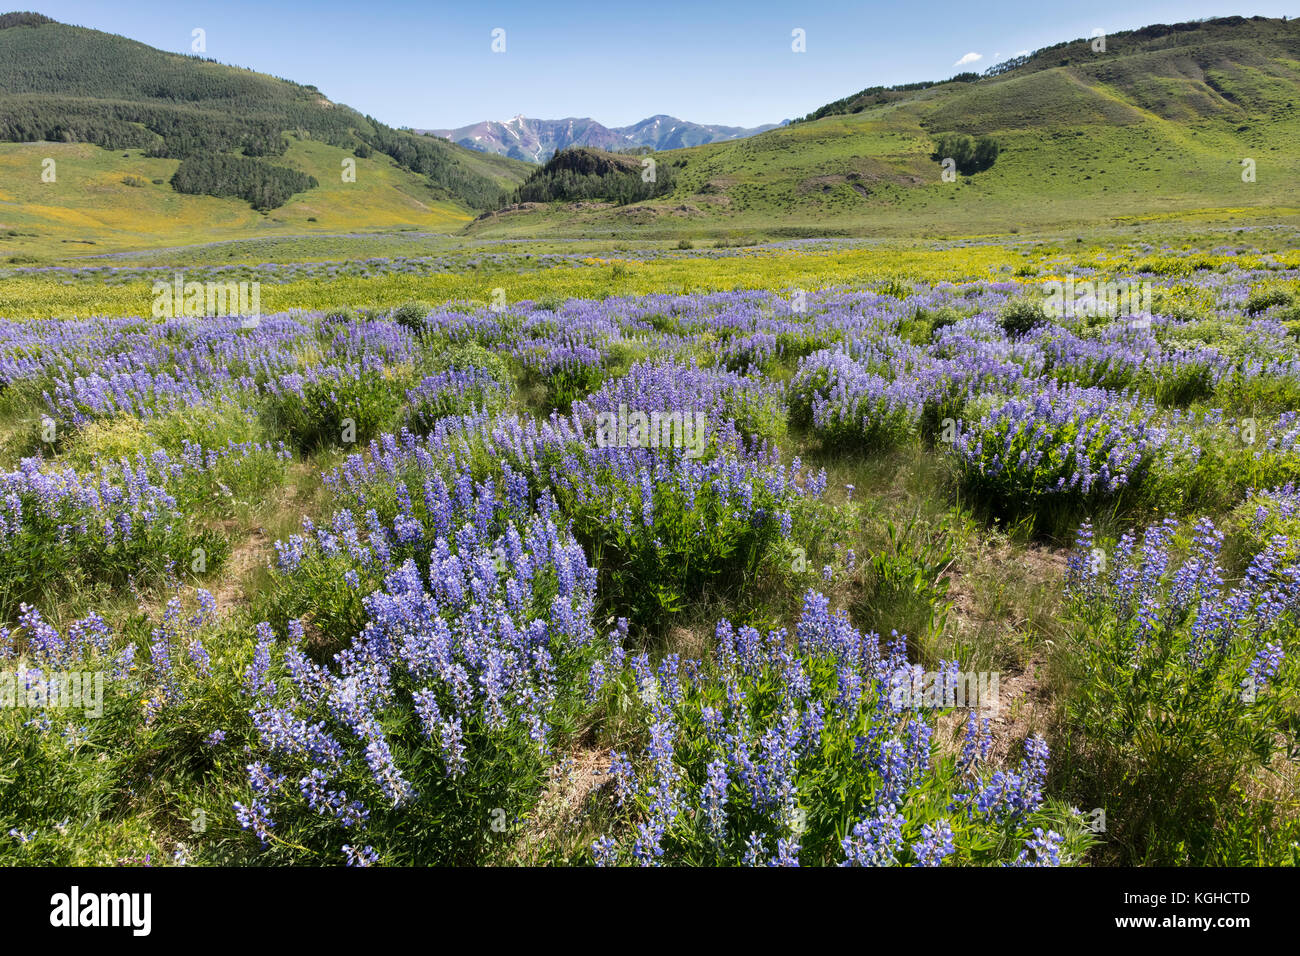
[420,114,786,162]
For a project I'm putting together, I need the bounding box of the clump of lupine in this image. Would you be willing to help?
[789,348,926,450]
[589,590,1090,866]
[45,370,211,427]
[403,366,509,434]
[1041,323,1224,406]
[248,479,604,864]
[312,397,825,634]
[558,439,819,632]
[1,590,226,865]
[1062,518,1300,863]
[514,334,607,411]
[574,359,787,447]
[261,359,414,451]
[0,448,248,616]
[950,384,1164,526]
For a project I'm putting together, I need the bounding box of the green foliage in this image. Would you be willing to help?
[512,148,676,206]
[170,154,317,211]
[261,367,411,452]
[1059,524,1300,864]
[388,300,430,332]
[932,133,1000,175]
[851,515,954,654]
[1245,284,1294,315]
[0,593,264,866]
[999,297,1048,336]
[540,362,606,412]
[1223,486,1300,570]
[564,460,784,635]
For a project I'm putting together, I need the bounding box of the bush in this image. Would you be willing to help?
[932,133,1000,175]
[789,349,924,450]
[261,364,410,452]
[1061,519,1300,864]
[1244,285,1293,316]
[246,480,602,864]
[389,301,429,332]
[950,386,1160,532]
[999,297,1048,337]
[403,366,510,434]
[589,590,1091,865]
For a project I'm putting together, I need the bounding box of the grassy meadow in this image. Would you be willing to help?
[3,221,1300,867]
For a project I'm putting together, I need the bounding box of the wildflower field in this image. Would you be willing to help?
[2,231,1299,869]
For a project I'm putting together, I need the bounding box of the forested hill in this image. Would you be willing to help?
[0,12,528,210]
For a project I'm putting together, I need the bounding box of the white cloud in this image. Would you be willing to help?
[1015,49,1029,56]
[953,52,983,67]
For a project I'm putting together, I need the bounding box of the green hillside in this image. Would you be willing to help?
[509,147,679,204]
[0,137,485,259]
[0,11,530,249]
[470,15,1300,239]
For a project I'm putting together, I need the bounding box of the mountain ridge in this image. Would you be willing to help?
[420,113,784,162]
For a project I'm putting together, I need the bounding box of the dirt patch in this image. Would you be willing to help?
[473,202,544,221]
[214,526,272,615]
[613,205,659,222]
[942,540,1067,654]
[513,746,610,861]
[940,541,1068,767]
[985,647,1053,766]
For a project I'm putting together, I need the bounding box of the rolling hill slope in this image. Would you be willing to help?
[470,15,1300,239]
[0,12,531,254]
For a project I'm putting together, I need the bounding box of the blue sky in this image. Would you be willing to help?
[24,1,1300,128]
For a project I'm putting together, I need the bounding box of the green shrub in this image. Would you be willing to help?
[999,298,1049,337]
[1245,285,1294,316]
[389,301,430,332]
[1060,520,1300,864]
[931,133,1000,175]
[261,366,410,452]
